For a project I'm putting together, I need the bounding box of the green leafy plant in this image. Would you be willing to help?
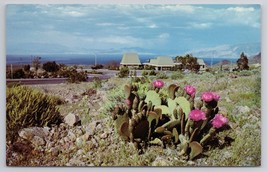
[117,66,129,78]
[6,85,62,142]
[156,72,168,79]
[171,71,184,80]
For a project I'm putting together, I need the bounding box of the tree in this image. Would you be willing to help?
[23,64,30,72]
[32,56,41,71]
[13,69,25,79]
[117,66,129,78]
[43,61,60,72]
[175,54,200,72]
[236,52,249,70]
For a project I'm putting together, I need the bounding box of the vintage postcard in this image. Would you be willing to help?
[6,4,261,166]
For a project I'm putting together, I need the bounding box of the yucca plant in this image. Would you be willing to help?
[6,85,62,142]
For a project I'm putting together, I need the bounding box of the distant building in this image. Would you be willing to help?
[120,53,141,68]
[144,56,175,71]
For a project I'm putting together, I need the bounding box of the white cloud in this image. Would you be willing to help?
[148,24,158,29]
[227,7,255,13]
[63,10,85,17]
[158,33,170,39]
[189,22,212,29]
[160,5,200,13]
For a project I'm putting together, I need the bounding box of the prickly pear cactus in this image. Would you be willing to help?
[175,97,190,119]
[145,90,161,106]
[112,79,231,161]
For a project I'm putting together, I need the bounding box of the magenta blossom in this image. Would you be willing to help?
[189,109,207,121]
[153,80,164,88]
[211,114,229,128]
[125,99,131,107]
[201,92,214,102]
[201,92,220,102]
[184,85,196,96]
[212,92,220,101]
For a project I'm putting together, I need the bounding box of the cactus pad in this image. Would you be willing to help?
[145,90,161,106]
[175,97,190,119]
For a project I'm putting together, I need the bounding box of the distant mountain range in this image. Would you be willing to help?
[7,42,260,60]
[249,52,261,64]
[185,43,260,59]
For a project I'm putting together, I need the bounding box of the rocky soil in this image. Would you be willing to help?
[6,71,261,166]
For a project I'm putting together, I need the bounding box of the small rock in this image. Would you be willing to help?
[50,147,59,156]
[64,113,81,126]
[85,122,97,136]
[76,137,84,148]
[187,160,195,166]
[67,131,77,142]
[234,106,250,114]
[19,127,49,141]
[32,136,45,146]
[100,132,108,139]
[76,149,84,155]
[152,156,171,166]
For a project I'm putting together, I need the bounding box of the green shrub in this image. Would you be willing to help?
[149,70,157,76]
[156,72,168,79]
[6,85,62,142]
[238,70,253,76]
[170,71,184,80]
[92,77,102,88]
[142,70,148,77]
[13,69,25,79]
[66,67,87,83]
[43,61,60,72]
[117,66,129,78]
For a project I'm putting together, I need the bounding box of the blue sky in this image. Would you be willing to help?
[6,4,261,57]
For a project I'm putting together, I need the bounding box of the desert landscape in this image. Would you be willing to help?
[6,58,261,166]
[5,4,261,167]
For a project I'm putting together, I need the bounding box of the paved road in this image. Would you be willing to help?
[6,69,165,85]
[6,73,116,85]
[6,78,68,85]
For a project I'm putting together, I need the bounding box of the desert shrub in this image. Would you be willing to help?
[149,70,157,76]
[91,64,104,70]
[142,70,148,77]
[23,64,31,72]
[13,69,25,79]
[117,66,129,78]
[81,88,97,96]
[106,61,120,70]
[67,71,87,83]
[238,70,253,76]
[92,77,102,88]
[43,61,59,72]
[170,71,184,80]
[88,70,103,74]
[6,85,62,142]
[103,87,125,114]
[65,67,87,83]
[156,72,168,79]
[144,65,155,70]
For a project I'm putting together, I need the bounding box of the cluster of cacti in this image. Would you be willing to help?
[112,79,229,160]
[6,85,62,142]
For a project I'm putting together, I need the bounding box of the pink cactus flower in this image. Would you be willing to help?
[189,109,207,121]
[153,80,164,88]
[212,92,220,101]
[184,85,196,96]
[125,99,131,107]
[201,92,214,102]
[211,114,229,128]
